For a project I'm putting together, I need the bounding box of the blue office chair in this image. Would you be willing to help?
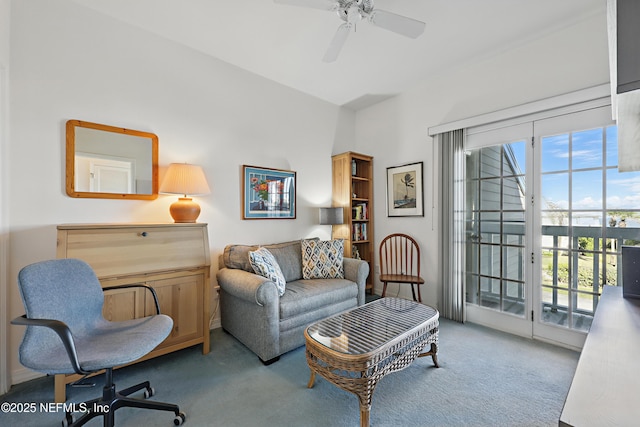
[12,259,186,426]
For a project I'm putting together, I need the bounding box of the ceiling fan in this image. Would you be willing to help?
[274,0,426,62]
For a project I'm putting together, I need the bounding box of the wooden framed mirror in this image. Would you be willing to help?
[66,120,158,200]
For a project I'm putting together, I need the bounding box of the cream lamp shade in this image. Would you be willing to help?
[160,163,211,223]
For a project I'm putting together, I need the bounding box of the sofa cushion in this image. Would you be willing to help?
[279,278,358,321]
[301,239,344,280]
[265,241,304,283]
[248,247,286,296]
[223,244,258,272]
[223,239,314,282]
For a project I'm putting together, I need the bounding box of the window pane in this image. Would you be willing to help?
[466,178,479,212]
[480,277,500,310]
[542,209,568,227]
[504,211,525,222]
[504,232,524,245]
[504,141,526,177]
[466,272,479,304]
[572,170,602,209]
[606,169,640,211]
[502,175,525,210]
[479,212,500,242]
[542,172,568,209]
[480,146,501,178]
[572,128,603,170]
[480,178,500,210]
[480,244,500,276]
[466,150,480,179]
[503,246,524,281]
[466,247,479,274]
[542,134,569,172]
[504,280,525,316]
[546,250,569,289]
[542,227,569,249]
[572,211,603,227]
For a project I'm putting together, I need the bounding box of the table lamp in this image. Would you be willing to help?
[319,207,344,239]
[160,163,211,223]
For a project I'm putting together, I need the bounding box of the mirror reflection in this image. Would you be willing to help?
[66,120,158,200]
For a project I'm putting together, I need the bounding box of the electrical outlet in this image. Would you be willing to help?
[375,265,380,274]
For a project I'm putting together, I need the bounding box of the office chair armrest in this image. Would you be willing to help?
[11,315,91,376]
[102,283,161,314]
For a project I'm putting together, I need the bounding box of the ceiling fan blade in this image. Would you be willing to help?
[273,0,337,11]
[369,9,426,39]
[323,23,351,63]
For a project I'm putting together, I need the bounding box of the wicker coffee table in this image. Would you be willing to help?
[304,297,439,427]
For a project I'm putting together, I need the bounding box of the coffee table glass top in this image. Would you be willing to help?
[306,297,438,355]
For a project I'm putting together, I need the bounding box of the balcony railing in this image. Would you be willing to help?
[541,225,640,313]
[469,223,640,329]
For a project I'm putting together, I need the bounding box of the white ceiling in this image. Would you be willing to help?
[71,0,605,110]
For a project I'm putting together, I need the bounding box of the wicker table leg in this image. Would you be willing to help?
[359,404,370,427]
[307,371,316,388]
[418,342,439,368]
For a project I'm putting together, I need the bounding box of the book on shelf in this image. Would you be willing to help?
[352,223,368,241]
[351,203,368,220]
[352,205,362,220]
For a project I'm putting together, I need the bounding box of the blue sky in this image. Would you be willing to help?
[499,127,640,227]
[540,126,640,214]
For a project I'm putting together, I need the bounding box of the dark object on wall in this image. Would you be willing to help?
[621,245,640,298]
[617,0,640,94]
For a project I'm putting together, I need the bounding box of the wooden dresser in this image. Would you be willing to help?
[55,223,211,402]
[559,285,640,426]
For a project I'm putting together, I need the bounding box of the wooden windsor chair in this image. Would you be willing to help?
[378,233,425,302]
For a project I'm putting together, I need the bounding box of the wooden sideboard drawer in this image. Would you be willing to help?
[57,223,208,278]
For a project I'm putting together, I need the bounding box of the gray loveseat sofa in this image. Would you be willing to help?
[216,239,369,364]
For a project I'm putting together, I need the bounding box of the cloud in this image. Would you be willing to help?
[572,196,601,209]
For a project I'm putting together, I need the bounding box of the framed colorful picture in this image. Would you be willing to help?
[386,161,424,217]
[242,165,296,219]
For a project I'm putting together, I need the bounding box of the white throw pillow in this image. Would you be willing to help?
[249,247,287,296]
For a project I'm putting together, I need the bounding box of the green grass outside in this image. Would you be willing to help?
[540,251,617,293]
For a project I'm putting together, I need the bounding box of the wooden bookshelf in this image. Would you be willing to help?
[331,152,373,292]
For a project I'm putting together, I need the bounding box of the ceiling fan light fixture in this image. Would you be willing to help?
[275,0,425,61]
[346,6,362,24]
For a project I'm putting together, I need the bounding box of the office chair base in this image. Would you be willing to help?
[64,369,185,427]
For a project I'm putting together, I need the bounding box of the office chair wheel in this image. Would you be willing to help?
[174,411,186,425]
[144,386,155,398]
[62,412,75,427]
[144,387,156,399]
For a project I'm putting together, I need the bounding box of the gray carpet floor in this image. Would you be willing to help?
[0,319,579,427]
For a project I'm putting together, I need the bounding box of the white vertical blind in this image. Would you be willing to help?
[439,129,466,322]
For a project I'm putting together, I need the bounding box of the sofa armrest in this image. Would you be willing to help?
[343,257,369,306]
[216,268,280,306]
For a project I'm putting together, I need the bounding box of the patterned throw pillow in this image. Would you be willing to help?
[301,239,344,280]
[249,247,286,296]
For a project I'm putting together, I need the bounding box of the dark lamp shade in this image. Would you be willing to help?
[319,207,344,225]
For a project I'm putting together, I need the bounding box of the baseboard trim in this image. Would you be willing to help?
[11,367,44,386]
[209,318,221,330]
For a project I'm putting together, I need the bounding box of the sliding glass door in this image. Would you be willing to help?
[463,103,632,349]
[465,123,533,336]
[533,106,630,348]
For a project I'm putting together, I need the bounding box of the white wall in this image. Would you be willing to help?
[355,12,610,307]
[7,0,350,384]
